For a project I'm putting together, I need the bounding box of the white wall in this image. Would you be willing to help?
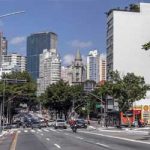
[113,3,150,84]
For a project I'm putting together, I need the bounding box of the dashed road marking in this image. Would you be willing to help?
[43,129,49,132]
[96,142,110,148]
[24,130,28,133]
[17,130,21,134]
[75,136,84,140]
[37,129,42,132]
[46,138,50,141]
[31,129,36,133]
[54,143,61,149]
[41,133,44,136]
[49,128,56,132]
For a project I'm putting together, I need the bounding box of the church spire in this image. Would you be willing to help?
[75,49,82,61]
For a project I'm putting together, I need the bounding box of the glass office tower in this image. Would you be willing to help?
[27,32,57,80]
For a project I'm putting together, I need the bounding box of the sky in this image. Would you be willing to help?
[0,0,149,65]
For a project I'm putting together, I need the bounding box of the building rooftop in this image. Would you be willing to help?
[106,3,140,16]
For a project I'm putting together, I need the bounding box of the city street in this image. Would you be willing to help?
[0,127,150,150]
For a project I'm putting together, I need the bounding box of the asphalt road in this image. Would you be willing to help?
[0,127,150,150]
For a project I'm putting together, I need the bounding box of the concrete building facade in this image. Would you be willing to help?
[99,55,106,82]
[0,53,26,79]
[37,49,61,95]
[106,3,150,84]
[87,50,100,83]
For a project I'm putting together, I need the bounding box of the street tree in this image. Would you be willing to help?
[95,71,149,125]
[41,80,86,119]
[0,71,37,119]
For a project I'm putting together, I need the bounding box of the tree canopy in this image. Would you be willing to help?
[142,41,150,50]
[40,80,86,119]
[0,71,37,109]
[96,71,149,113]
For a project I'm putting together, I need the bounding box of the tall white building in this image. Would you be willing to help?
[99,54,106,82]
[106,3,150,84]
[0,53,26,79]
[87,50,100,83]
[37,49,61,95]
[61,66,72,85]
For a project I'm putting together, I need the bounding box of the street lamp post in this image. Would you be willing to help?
[0,11,25,68]
[0,11,25,131]
[83,80,107,126]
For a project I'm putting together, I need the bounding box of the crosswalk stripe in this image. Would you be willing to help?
[24,130,28,133]
[43,129,49,132]
[31,129,36,133]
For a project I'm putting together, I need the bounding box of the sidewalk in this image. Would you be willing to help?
[88,120,150,134]
[0,130,9,138]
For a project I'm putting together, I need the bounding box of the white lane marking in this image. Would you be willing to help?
[37,129,42,132]
[98,129,122,133]
[31,129,36,133]
[79,131,150,145]
[46,138,50,141]
[57,129,62,132]
[17,130,21,134]
[41,133,44,136]
[96,142,110,148]
[49,128,56,132]
[43,129,49,132]
[24,130,28,133]
[54,144,61,149]
[75,136,84,140]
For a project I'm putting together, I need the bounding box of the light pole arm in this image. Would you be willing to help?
[0,11,25,19]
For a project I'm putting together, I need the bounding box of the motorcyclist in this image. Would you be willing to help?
[70,119,77,133]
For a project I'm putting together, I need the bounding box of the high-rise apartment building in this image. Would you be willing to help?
[87,50,100,83]
[99,55,106,82]
[27,32,57,80]
[61,65,73,85]
[0,32,7,67]
[37,49,61,95]
[106,3,150,84]
[2,53,26,72]
[0,53,26,79]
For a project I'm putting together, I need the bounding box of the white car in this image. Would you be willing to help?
[54,119,67,129]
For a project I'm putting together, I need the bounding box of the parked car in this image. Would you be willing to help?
[76,119,87,128]
[54,119,67,129]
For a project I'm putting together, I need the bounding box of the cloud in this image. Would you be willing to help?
[63,54,74,66]
[68,40,93,48]
[10,36,26,45]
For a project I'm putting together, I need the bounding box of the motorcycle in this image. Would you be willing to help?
[71,124,77,133]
